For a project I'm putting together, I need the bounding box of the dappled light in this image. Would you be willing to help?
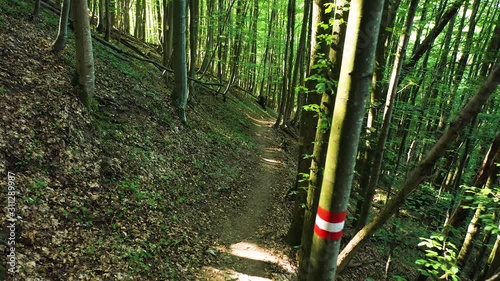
[202,266,273,281]
[246,114,273,126]
[230,242,295,274]
[201,241,295,280]
[261,157,282,165]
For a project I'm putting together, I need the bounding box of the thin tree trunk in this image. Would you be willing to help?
[286,0,333,247]
[445,134,500,236]
[355,0,418,231]
[98,0,105,32]
[172,0,188,124]
[188,0,199,101]
[162,0,173,66]
[52,0,71,54]
[480,225,500,280]
[453,142,500,273]
[105,0,111,41]
[404,0,465,71]
[32,0,41,19]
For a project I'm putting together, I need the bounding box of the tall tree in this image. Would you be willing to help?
[274,0,296,128]
[104,0,111,41]
[305,0,385,279]
[163,0,174,66]
[72,0,96,110]
[52,0,71,54]
[188,0,199,101]
[286,0,333,246]
[296,1,348,279]
[355,0,419,230]
[31,0,41,20]
[172,0,188,124]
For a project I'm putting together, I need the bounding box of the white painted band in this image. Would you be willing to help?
[315,214,345,233]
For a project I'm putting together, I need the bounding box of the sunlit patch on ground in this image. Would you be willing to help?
[261,157,282,164]
[246,114,273,126]
[200,242,295,280]
[229,242,295,274]
[264,147,282,153]
[201,266,273,281]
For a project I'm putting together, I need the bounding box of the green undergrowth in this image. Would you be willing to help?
[345,184,466,280]
[0,2,271,280]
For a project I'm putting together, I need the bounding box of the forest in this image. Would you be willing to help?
[0,0,499,280]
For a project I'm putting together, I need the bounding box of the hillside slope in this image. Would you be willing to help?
[0,2,297,280]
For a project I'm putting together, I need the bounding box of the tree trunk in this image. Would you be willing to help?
[275,0,296,128]
[454,141,500,272]
[52,0,71,54]
[199,0,216,74]
[296,1,347,279]
[32,0,41,20]
[305,0,384,279]
[188,0,199,100]
[480,12,500,77]
[404,0,465,71]
[162,0,173,66]
[355,0,418,231]
[98,0,105,32]
[72,0,96,110]
[481,229,500,280]
[104,0,111,41]
[172,0,188,124]
[286,0,333,246]
[445,134,500,236]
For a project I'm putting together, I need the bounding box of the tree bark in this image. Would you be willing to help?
[72,0,96,110]
[162,0,173,66]
[188,0,199,100]
[286,0,333,246]
[404,0,465,71]
[296,1,347,279]
[305,0,384,279]
[172,0,188,124]
[52,0,71,54]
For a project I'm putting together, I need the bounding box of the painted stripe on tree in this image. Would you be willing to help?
[314,206,347,240]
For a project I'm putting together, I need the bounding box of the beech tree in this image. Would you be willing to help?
[71,0,95,109]
[296,1,348,278]
[172,0,188,124]
[31,0,41,20]
[286,0,333,247]
[52,0,70,54]
[355,0,419,231]
[304,0,384,279]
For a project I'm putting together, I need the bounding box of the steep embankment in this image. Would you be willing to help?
[0,1,296,280]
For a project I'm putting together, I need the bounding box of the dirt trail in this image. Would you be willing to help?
[200,116,294,281]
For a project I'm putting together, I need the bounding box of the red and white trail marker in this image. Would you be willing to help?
[313,206,347,240]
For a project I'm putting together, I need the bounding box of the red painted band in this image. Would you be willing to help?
[316,206,347,224]
[314,224,343,240]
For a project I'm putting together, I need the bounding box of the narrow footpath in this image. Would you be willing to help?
[199,115,296,281]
